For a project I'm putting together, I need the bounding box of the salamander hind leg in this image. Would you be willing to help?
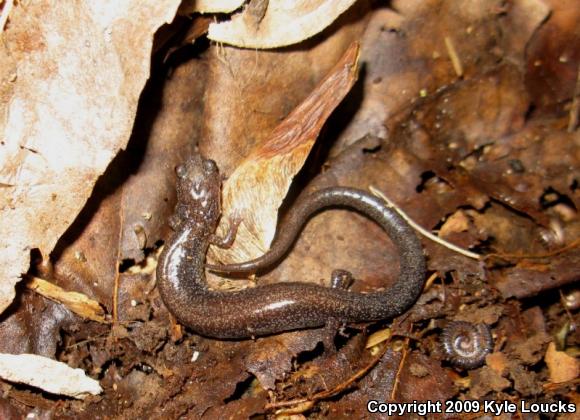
[330,269,353,289]
[320,270,354,353]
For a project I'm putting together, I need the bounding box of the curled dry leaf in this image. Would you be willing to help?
[0,291,76,358]
[545,342,580,384]
[208,0,359,48]
[468,367,512,399]
[179,0,245,14]
[485,352,510,376]
[26,276,106,323]
[200,4,370,176]
[525,0,580,107]
[0,0,181,315]
[498,0,550,65]
[43,57,208,323]
[493,251,580,299]
[209,42,360,264]
[0,353,102,399]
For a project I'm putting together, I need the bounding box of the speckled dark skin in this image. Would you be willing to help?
[157,155,426,339]
[441,321,494,369]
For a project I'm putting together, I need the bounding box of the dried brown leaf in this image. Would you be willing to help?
[48,57,207,320]
[26,276,106,323]
[0,0,181,315]
[439,210,471,237]
[179,0,244,14]
[468,366,511,399]
[545,342,580,384]
[208,0,359,49]
[525,0,580,107]
[500,0,550,64]
[210,42,359,264]
[486,352,510,376]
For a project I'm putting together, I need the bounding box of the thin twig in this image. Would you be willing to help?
[65,334,109,349]
[484,237,580,261]
[390,337,410,400]
[370,186,580,264]
[445,36,463,77]
[369,186,482,260]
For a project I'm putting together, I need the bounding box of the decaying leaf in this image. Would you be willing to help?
[0,0,181,315]
[210,42,360,264]
[48,56,207,316]
[26,276,106,323]
[208,0,359,48]
[179,0,245,14]
[486,352,510,376]
[200,3,369,176]
[525,0,580,107]
[545,342,580,384]
[0,353,101,399]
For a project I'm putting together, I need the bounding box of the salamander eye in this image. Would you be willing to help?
[176,164,188,179]
[203,159,218,173]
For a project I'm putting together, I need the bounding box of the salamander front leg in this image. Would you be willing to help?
[209,214,241,249]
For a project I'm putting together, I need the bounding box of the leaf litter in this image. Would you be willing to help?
[0,0,578,417]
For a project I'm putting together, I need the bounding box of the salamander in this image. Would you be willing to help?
[157,154,426,339]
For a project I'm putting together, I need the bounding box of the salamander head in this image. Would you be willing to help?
[174,155,221,229]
